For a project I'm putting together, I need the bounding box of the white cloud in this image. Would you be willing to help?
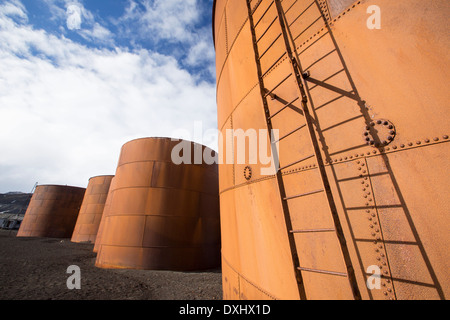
[0,0,27,22]
[120,0,201,43]
[79,22,114,44]
[66,4,82,30]
[117,0,216,78]
[42,0,112,45]
[0,1,217,193]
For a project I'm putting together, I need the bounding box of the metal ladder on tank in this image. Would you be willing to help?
[245,0,361,299]
[283,0,442,300]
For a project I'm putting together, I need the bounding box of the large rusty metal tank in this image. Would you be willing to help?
[17,185,86,238]
[214,0,449,300]
[71,175,114,243]
[95,137,221,271]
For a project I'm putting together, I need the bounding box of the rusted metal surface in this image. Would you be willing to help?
[71,175,114,244]
[214,0,450,300]
[17,185,86,238]
[95,137,221,271]
[93,176,116,253]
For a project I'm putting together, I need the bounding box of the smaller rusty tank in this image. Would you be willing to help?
[95,137,221,271]
[93,176,116,253]
[17,185,86,238]
[71,175,114,243]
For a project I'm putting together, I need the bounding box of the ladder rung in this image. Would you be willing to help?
[259,33,282,61]
[264,73,292,97]
[293,16,322,42]
[309,69,345,91]
[256,15,278,43]
[268,96,299,120]
[278,154,315,171]
[254,0,275,28]
[288,1,315,28]
[274,123,306,143]
[251,0,264,15]
[284,0,299,16]
[261,51,286,78]
[297,267,348,277]
[290,228,335,234]
[284,189,324,201]
[298,31,329,56]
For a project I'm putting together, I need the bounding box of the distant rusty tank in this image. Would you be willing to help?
[214,0,450,300]
[71,175,114,244]
[17,185,86,238]
[95,137,221,271]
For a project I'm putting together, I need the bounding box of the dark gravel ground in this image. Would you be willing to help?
[0,230,222,300]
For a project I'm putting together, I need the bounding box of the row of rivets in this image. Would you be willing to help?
[329,1,362,26]
[229,134,450,179]
[355,159,395,300]
[317,0,331,21]
[322,135,449,166]
[282,162,316,175]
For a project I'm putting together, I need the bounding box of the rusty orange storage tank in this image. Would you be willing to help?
[93,176,116,253]
[214,0,449,300]
[17,185,86,238]
[71,175,114,243]
[95,137,221,271]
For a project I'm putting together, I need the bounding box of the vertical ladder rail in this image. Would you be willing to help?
[246,0,307,300]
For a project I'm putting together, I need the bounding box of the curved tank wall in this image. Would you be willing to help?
[93,176,116,253]
[71,175,114,243]
[95,137,221,271]
[214,0,450,300]
[17,185,86,238]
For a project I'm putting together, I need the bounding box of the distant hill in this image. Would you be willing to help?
[0,192,32,215]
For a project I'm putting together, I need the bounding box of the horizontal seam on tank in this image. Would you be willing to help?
[322,138,450,166]
[22,209,81,213]
[219,82,259,132]
[103,214,218,219]
[110,185,219,197]
[222,255,278,300]
[219,163,324,194]
[26,201,83,204]
[117,159,217,169]
[99,244,220,249]
[218,55,291,132]
[219,174,276,194]
[81,192,109,196]
[280,164,321,177]
[216,15,249,90]
[217,138,449,192]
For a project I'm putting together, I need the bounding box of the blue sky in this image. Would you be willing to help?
[0,0,217,193]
